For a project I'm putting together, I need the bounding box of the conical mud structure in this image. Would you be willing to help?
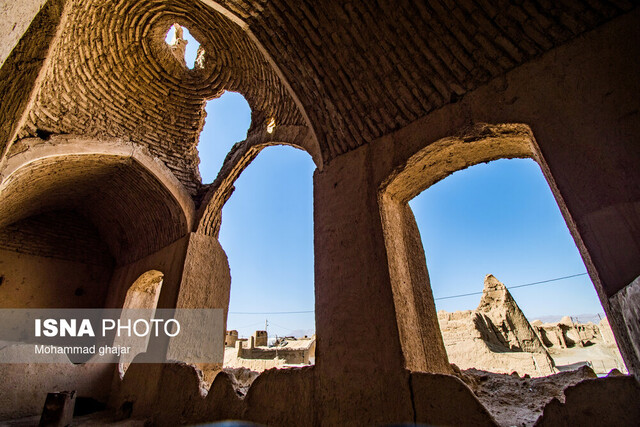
[476,274,549,354]
[438,275,556,376]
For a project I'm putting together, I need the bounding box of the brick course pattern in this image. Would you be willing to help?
[0,210,113,266]
[10,0,634,195]
[0,154,188,265]
[17,0,305,195]
[214,0,634,160]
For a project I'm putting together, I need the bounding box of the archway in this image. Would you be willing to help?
[379,123,589,373]
[220,147,315,368]
[219,145,316,372]
[409,157,625,376]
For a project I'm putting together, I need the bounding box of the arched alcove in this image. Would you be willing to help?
[117,270,164,377]
[0,137,193,310]
[122,270,164,309]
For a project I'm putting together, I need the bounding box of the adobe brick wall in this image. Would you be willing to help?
[0,0,65,160]
[0,210,112,266]
[309,9,640,423]
[0,1,638,425]
[214,0,636,161]
[0,248,112,309]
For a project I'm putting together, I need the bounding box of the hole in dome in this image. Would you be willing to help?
[198,91,252,184]
[266,117,276,134]
[164,23,204,70]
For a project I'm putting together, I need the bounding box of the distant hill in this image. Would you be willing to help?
[529,313,605,324]
[286,329,315,338]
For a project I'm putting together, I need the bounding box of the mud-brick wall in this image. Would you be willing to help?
[0,210,113,308]
[239,347,310,364]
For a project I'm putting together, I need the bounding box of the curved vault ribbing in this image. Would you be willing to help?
[14,0,320,195]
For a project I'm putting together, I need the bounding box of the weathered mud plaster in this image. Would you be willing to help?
[104,237,190,311]
[0,0,49,68]
[609,277,640,379]
[0,247,112,309]
[171,234,230,312]
[0,0,66,161]
[0,363,115,420]
[167,233,232,382]
[535,375,640,426]
[313,145,417,425]
[411,372,497,426]
[112,360,498,427]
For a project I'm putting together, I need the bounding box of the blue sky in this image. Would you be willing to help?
[183,30,604,339]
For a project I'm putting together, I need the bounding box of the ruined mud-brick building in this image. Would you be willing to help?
[0,0,639,425]
[438,275,627,377]
[224,331,316,371]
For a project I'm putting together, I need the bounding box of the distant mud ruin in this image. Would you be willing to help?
[438,275,626,377]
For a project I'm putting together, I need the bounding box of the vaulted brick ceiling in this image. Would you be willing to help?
[19,0,635,192]
[219,0,634,159]
[19,0,304,194]
[0,154,189,264]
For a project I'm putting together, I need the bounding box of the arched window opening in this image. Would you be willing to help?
[409,158,626,377]
[165,23,204,70]
[197,91,252,184]
[116,270,163,378]
[220,146,316,374]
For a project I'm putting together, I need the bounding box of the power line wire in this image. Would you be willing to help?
[228,310,314,315]
[234,320,265,329]
[227,272,590,313]
[434,272,589,301]
[268,321,298,332]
